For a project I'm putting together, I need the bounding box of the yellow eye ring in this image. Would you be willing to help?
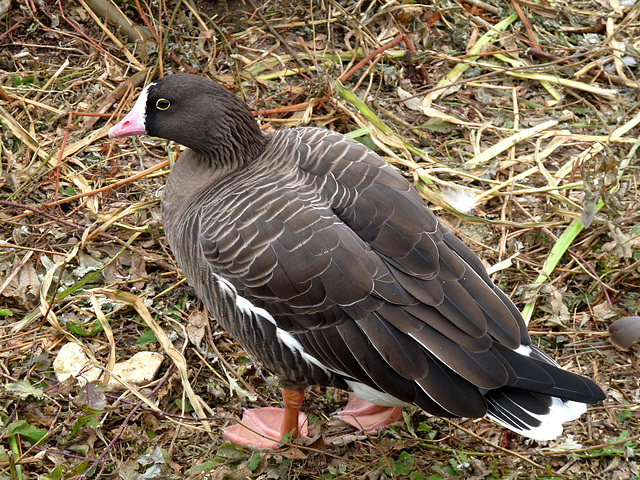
[156,98,171,110]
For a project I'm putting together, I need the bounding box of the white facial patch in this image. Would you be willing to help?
[129,83,152,125]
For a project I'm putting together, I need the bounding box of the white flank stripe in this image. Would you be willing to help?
[215,276,335,376]
[216,276,410,405]
[345,380,408,407]
[514,344,533,356]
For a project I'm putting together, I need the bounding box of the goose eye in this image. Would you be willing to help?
[156,99,171,110]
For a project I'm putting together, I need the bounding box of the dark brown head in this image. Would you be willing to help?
[109,74,265,166]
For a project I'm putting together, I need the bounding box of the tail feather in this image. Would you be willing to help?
[483,344,604,441]
[486,388,588,441]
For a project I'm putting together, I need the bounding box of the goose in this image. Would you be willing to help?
[109,73,605,449]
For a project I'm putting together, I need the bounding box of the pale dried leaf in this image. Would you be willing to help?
[396,86,422,111]
[186,308,208,349]
[3,259,39,303]
[593,302,617,321]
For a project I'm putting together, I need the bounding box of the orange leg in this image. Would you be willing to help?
[281,388,306,438]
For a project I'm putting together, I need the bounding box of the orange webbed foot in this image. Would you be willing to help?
[337,394,403,433]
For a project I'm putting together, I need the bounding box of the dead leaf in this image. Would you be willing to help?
[397,86,423,111]
[2,258,39,305]
[325,433,367,446]
[5,380,44,399]
[131,254,147,291]
[593,302,617,321]
[77,381,107,411]
[47,376,79,399]
[186,308,208,350]
[539,285,571,326]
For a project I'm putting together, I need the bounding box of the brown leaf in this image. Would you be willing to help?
[77,381,107,411]
[186,308,208,350]
[2,258,39,305]
[48,376,80,399]
[131,254,147,291]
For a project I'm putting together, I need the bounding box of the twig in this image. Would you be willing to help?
[246,0,314,79]
[131,0,161,44]
[461,0,500,15]
[541,432,640,455]
[0,15,29,41]
[539,227,615,308]
[511,0,540,49]
[56,0,108,54]
[339,35,409,83]
[0,251,34,297]
[255,102,311,116]
[206,326,269,406]
[69,381,164,480]
[3,160,169,217]
[83,0,150,44]
[528,47,628,86]
[83,68,150,130]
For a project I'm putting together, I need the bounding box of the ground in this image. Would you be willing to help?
[0,0,639,479]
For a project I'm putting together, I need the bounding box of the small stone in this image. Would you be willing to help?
[53,343,164,391]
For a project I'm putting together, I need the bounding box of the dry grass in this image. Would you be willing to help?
[0,0,639,479]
